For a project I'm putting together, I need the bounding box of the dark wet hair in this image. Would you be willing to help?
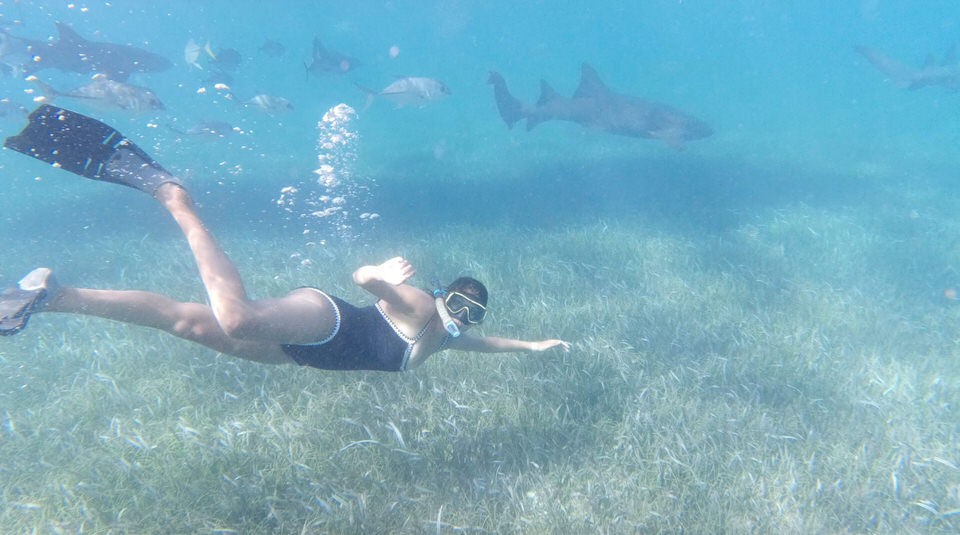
[446,277,488,306]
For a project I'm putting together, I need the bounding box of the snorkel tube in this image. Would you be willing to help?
[432,279,460,338]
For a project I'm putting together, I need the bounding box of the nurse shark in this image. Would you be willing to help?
[488,63,712,149]
[0,22,171,81]
[855,45,960,91]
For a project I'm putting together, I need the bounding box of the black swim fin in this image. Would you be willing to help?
[4,104,180,195]
[0,267,58,336]
[0,287,45,336]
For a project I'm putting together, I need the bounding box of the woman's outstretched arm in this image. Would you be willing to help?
[448,334,571,354]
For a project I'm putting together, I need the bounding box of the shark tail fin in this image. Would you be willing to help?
[487,71,524,129]
[355,83,377,111]
[855,45,916,89]
[24,75,59,103]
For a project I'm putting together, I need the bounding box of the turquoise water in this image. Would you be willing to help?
[2,1,960,532]
[1,1,958,240]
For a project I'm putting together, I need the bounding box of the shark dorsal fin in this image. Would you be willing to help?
[55,22,87,46]
[312,38,327,56]
[574,63,609,98]
[537,80,560,105]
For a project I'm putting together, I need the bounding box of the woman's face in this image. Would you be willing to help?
[444,291,486,325]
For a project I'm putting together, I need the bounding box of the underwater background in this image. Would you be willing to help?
[1,0,960,532]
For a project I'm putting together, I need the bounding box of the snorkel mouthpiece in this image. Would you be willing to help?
[436,296,461,338]
[432,280,460,338]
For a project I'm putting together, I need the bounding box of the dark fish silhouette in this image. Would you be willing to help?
[168,120,239,139]
[855,45,960,91]
[488,63,712,149]
[210,47,242,72]
[304,37,359,76]
[0,22,172,81]
[259,39,285,57]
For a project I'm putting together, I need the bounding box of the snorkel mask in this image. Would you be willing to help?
[432,279,487,338]
[444,291,487,324]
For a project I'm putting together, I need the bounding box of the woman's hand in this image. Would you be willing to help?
[531,339,571,352]
[376,256,415,286]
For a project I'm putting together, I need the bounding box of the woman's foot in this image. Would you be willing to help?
[154,181,191,205]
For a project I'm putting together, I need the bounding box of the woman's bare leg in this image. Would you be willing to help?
[6,183,335,360]
[46,286,292,364]
[153,183,337,346]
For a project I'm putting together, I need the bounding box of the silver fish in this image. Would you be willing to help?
[245,94,293,114]
[366,77,450,107]
[184,38,215,70]
[29,74,164,113]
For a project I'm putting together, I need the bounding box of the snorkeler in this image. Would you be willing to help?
[0,105,570,371]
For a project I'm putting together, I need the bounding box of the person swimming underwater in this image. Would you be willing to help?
[0,105,570,370]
